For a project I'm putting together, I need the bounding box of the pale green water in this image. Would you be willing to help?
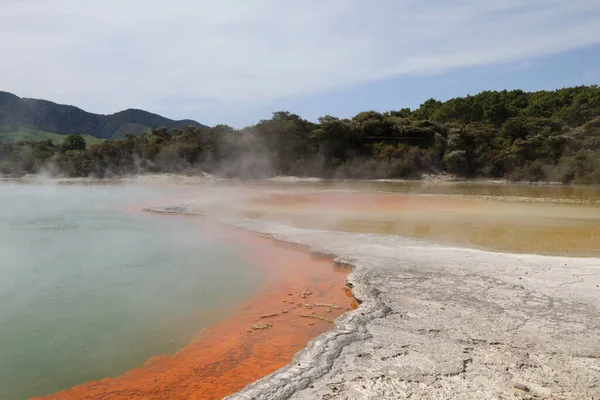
[0,184,262,400]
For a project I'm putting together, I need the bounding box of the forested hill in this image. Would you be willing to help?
[1,85,599,184]
[0,91,207,140]
[412,85,599,127]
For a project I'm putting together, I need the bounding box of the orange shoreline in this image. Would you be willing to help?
[35,215,354,400]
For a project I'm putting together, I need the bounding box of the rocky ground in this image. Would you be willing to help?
[149,205,600,400]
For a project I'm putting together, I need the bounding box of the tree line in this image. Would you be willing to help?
[1,85,599,184]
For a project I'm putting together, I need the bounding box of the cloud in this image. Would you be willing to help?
[1,0,599,120]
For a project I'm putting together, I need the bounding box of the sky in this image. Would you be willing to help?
[1,0,599,127]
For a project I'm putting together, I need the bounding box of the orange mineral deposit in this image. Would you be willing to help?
[36,223,352,400]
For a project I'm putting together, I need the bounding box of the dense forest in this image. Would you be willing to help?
[1,85,599,184]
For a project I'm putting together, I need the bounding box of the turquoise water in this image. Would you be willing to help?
[0,183,262,400]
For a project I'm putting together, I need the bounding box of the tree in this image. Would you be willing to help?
[443,150,469,175]
[62,134,86,152]
[413,99,442,120]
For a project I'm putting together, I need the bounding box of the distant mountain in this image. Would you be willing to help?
[0,91,207,141]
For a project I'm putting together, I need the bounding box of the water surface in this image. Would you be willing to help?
[0,183,262,399]
[236,181,600,257]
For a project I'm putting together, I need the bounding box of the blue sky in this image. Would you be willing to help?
[1,0,599,127]
[210,44,600,127]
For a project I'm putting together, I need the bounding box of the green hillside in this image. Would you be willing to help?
[109,123,152,140]
[0,126,105,146]
[0,91,206,139]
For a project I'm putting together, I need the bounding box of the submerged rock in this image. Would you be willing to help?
[315,303,342,309]
[251,323,272,330]
[299,314,332,324]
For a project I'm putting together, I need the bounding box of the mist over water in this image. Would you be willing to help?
[233,181,600,257]
[0,184,262,400]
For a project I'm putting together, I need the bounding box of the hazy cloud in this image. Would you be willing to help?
[1,0,599,120]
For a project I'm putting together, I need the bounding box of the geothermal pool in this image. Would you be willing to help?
[0,184,264,399]
[0,182,351,400]
[2,179,599,399]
